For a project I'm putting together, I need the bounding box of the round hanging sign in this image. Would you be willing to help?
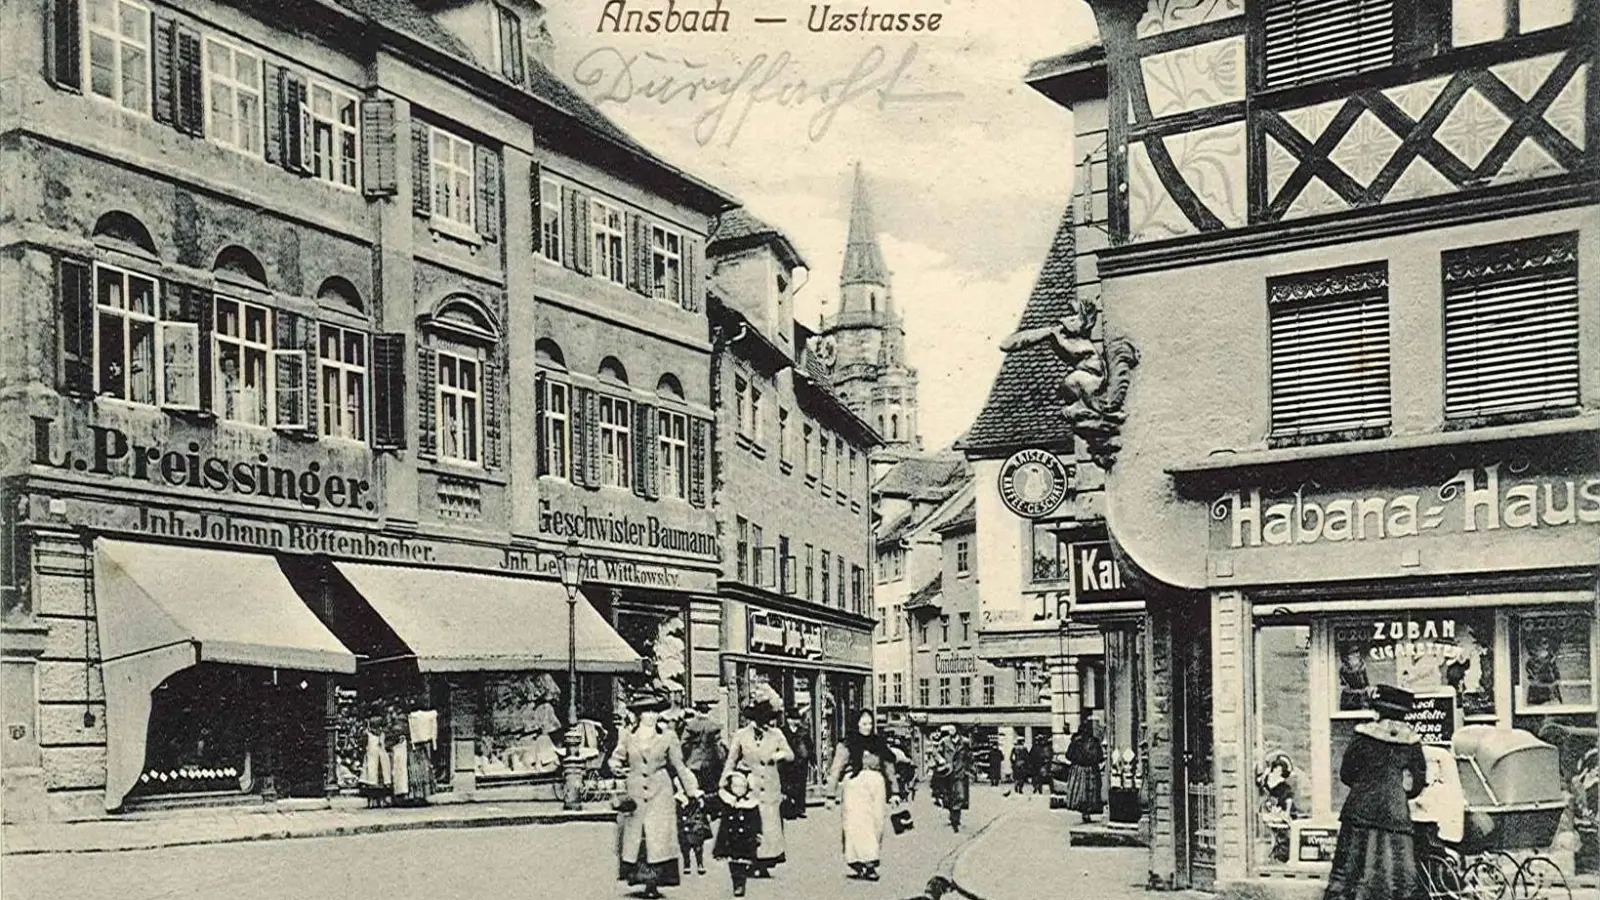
[997,449,1071,519]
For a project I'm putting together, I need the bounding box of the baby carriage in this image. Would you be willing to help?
[1421,726,1574,900]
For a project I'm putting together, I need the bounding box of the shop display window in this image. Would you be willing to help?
[1331,611,1497,718]
[1512,612,1594,713]
[471,672,607,781]
[1253,624,1313,864]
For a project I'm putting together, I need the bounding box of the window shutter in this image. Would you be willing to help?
[632,401,655,498]
[285,72,309,174]
[1443,234,1580,419]
[175,26,203,137]
[371,332,407,450]
[689,417,708,508]
[361,99,398,197]
[535,372,549,476]
[482,358,502,468]
[582,387,601,488]
[1268,264,1391,436]
[45,0,82,91]
[264,65,284,165]
[681,238,701,311]
[416,343,437,459]
[411,119,431,217]
[570,190,592,275]
[300,314,319,435]
[570,385,589,486]
[561,187,578,270]
[529,161,543,255]
[1262,0,1396,89]
[175,284,213,412]
[58,257,93,396]
[152,14,177,126]
[273,310,311,431]
[474,145,501,242]
[626,213,646,295]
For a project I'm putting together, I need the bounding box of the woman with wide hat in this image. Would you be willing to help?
[1324,684,1428,900]
[721,688,794,878]
[614,687,703,899]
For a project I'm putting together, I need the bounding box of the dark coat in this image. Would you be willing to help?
[1338,721,1428,834]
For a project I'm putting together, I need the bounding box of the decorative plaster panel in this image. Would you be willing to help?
[1136,0,1243,37]
[1128,121,1246,243]
[1139,37,1246,119]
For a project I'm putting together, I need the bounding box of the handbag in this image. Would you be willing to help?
[890,806,914,834]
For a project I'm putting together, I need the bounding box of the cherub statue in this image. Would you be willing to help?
[999,297,1140,467]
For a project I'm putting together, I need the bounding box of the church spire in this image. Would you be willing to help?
[840,162,890,287]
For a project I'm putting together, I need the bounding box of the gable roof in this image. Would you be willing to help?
[873,453,970,502]
[709,208,807,270]
[933,498,976,535]
[960,203,1079,457]
[906,572,943,611]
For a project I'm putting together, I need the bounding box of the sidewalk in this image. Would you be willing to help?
[939,805,1149,900]
[1,794,613,856]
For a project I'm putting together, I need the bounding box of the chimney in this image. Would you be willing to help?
[528,17,554,69]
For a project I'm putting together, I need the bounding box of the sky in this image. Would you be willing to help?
[542,1,1100,450]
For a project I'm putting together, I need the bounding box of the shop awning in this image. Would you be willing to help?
[95,539,357,673]
[333,563,643,673]
[94,539,356,812]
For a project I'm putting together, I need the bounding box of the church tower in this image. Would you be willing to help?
[816,163,921,453]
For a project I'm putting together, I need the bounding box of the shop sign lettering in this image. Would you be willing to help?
[1403,693,1455,746]
[822,627,871,667]
[1297,827,1339,863]
[1215,464,1600,549]
[537,500,717,556]
[934,652,977,674]
[1070,541,1140,604]
[135,507,436,561]
[498,550,684,589]
[748,610,824,659]
[31,417,373,511]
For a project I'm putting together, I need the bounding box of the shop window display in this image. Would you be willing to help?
[1254,624,1313,864]
[1332,612,1496,716]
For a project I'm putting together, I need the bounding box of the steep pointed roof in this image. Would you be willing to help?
[840,163,890,286]
[960,202,1079,457]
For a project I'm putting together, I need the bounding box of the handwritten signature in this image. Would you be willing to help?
[572,43,965,147]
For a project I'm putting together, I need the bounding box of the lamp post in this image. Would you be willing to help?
[558,538,586,810]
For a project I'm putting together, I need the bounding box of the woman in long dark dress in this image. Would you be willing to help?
[1063,723,1106,822]
[1324,685,1428,900]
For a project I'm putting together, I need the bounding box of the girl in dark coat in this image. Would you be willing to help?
[1324,685,1428,900]
[1063,724,1106,821]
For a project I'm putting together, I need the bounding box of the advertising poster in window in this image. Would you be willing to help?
[1332,612,1496,717]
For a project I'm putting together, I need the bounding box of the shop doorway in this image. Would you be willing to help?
[1174,606,1216,890]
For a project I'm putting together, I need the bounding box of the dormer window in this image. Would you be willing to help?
[496,5,526,85]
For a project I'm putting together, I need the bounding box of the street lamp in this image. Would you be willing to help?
[558,537,586,810]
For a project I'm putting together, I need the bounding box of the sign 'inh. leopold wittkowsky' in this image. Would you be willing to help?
[1214,464,1600,549]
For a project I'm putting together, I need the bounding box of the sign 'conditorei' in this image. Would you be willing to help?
[997,449,1071,520]
[1214,464,1600,549]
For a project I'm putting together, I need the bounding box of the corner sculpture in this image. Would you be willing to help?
[999,296,1140,470]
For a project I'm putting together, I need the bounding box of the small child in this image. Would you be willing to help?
[677,790,712,875]
[712,771,763,897]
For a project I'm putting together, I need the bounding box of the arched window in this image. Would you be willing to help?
[536,339,571,480]
[598,356,629,385]
[214,246,268,287]
[655,374,688,500]
[656,373,684,400]
[92,211,158,257]
[316,277,364,315]
[535,338,566,369]
[418,294,502,467]
[70,212,178,406]
[890,413,899,441]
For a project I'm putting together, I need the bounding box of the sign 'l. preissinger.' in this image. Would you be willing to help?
[1214,464,1600,549]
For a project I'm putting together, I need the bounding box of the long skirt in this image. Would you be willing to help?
[1323,822,1419,900]
[1062,765,1103,814]
[755,791,786,866]
[840,770,888,865]
[618,831,683,889]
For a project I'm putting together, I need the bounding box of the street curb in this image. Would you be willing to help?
[918,812,1010,900]
[2,808,618,856]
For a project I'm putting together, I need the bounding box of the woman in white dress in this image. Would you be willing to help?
[721,698,793,877]
[824,709,901,881]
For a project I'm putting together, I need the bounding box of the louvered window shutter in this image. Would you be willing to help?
[285,73,309,174]
[272,310,309,431]
[681,239,701,311]
[628,214,648,296]
[411,119,431,217]
[175,284,214,412]
[582,388,602,488]
[1262,0,1395,89]
[571,191,592,275]
[152,15,177,126]
[570,385,589,486]
[632,402,655,498]
[535,372,549,476]
[175,26,203,136]
[417,344,438,458]
[1443,234,1580,420]
[475,145,501,242]
[361,100,398,197]
[58,257,93,396]
[46,0,82,91]
[264,65,284,165]
[372,332,407,450]
[689,417,708,508]
[481,357,502,468]
[1268,264,1391,436]
[529,161,543,255]
[562,187,580,271]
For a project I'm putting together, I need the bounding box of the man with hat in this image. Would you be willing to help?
[721,689,794,878]
[1324,684,1428,900]
[930,724,973,832]
[681,699,725,815]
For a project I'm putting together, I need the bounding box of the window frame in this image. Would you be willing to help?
[981,675,996,706]
[494,3,525,84]
[917,678,930,708]
[85,0,152,114]
[656,406,689,500]
[429,125,477,229]
[597,392,633,489]
[317,323,369,442]
[1267,263,1392,441]
[736,517,750,583]
[539,178,563,263]
[650,224,683,305]
[956,538,971,574]
[892,672,904,705]
[543,376,573,480]
[203,36,263,157]
[306,81,360,191]
[436,347,484,465]
[938,676,951,707]
[591,198,628,286]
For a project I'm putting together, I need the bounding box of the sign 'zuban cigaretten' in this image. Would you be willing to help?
[1214,464,1600,549]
